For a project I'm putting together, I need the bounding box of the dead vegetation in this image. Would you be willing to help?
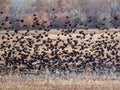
[0,75,120,90]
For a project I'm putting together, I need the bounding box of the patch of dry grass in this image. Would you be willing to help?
[0,74,120,90]
[0,79,120,90]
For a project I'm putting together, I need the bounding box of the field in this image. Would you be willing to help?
[0,29,120,90]
[0,29,119,60]
[0,79,120,90]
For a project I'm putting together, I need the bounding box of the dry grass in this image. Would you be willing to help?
[0,72,120,90]
[0,78,120,90]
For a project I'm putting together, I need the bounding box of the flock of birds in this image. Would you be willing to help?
[0,10,120,76]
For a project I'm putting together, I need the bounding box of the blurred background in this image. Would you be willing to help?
[0,0,120,29]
